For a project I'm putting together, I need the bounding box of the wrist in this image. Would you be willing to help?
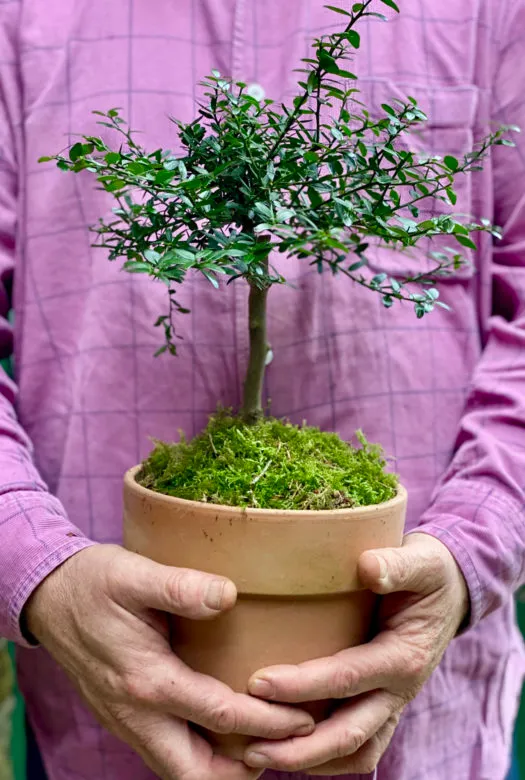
[22,546,90,644]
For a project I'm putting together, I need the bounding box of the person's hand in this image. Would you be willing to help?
[24,544,315,780]
[244,532,469,776]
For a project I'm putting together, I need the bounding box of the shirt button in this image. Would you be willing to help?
[246,82,266,101]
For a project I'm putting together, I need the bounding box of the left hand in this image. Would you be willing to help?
[243,533,469,776]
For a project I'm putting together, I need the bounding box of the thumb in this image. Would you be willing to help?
[357,533,448,596]
[109,548,238,619]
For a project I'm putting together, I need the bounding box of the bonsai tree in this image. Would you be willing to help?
[41,0,513,510]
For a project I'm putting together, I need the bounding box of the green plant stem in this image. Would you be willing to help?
[242,278,270,424]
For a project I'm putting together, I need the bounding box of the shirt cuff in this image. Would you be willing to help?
[408,479,525,630]
[0,490,95,646]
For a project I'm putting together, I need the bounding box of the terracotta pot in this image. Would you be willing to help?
[123,467,407,758]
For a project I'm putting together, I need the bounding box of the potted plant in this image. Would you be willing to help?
[41,0,512,757]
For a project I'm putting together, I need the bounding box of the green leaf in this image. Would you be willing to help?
[105,152,121,165]
[379,0,400,11]
[104,178,127,192]
[455,234,477,250]
[69,143,85,162]
[345,30,361,49]
[276,208,295,221]
[348,259,366,272]
[324,4,352,16]
[144,249,161,263]
[38,155,54,163]
[308,188,323,208]
[446,187,457,205]
[444,155,459,171]
[155,169,176,185]
[163,159,179,171]
[452,223,469,235]
[318,49,340,75]
[123,261,151,273]
[127,162,149,175]
[337,69,357,79]
[254,202,273,220]
[307,70,320,93]
[174,248,196,262]
[381,103,397,117]
[390,278,401,293]
[202,271,219,289]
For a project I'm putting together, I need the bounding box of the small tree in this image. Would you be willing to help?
[42,0,513,426]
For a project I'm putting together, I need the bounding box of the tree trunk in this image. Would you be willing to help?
[241,280,269,424]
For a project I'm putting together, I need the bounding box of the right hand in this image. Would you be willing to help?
[24,544,315,780]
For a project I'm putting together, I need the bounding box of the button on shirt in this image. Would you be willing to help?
[0,1,525,779]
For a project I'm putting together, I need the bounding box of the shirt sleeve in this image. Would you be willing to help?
[0,2,94,646]
[414,1,525,628]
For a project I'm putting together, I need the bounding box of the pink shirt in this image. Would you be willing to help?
[1,1,525,778]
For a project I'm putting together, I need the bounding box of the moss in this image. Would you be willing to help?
[137,411,398,511]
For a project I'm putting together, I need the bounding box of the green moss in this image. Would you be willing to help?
[137,412,398,511]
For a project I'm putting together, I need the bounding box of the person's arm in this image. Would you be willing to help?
[0,0,94,648]
[407,0,525,627]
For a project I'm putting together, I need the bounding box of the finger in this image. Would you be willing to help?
[123,653,316,739]
[108,550,238,619]
[358,533,450,596]
[307,713,399,776]
[244,691,394,772]
[248,630,411,702]
[115,709,262,780]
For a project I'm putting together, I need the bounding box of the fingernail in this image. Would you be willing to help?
[294,722,315,737]
[245,751,271,768]
[204,579,226,610]
[249,677,275,698]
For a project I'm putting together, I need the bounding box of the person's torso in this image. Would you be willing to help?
[11,3,521,779]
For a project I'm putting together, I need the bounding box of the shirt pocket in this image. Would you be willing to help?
[359,79,481,282]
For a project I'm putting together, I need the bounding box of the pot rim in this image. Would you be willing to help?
[124,465,407,519]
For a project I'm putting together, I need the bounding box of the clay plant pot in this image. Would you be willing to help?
[123,467,407,758]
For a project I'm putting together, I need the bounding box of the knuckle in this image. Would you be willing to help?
[110,702,134,731]
[334,725,368,759]
[406,646,430,680]
[204,700,238,734]
[120,671,156,705]
[391,551,411,587]
[165,570,196,613]
[331,663,360,698]
[97,668,125,701]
